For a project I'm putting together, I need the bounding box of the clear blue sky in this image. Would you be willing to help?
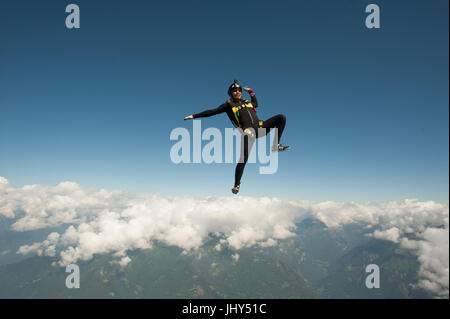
[0,0,448,203]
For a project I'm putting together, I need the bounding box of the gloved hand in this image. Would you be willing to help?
[243,87,255,96]
[184,114,194,120]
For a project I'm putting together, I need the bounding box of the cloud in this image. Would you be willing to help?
[371,227,401,243]
[112,256,132,269]
[0,176,448,297]
[401,228,449,298]
[0,177,131,231]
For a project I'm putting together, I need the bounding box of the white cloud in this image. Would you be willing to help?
[17,242,44,256]
[1,177,448,297]
[371,227,401,243]
[260,238,278,248]
[0,177,131,231]
[401,227,449,298]
[111,256,132,269]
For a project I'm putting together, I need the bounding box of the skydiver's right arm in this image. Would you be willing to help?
[184,103,227,120]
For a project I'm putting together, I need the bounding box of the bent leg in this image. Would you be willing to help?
[261,114,286,147]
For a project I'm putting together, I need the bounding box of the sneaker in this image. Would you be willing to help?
[232,185,240,194]
[272,144,291,152]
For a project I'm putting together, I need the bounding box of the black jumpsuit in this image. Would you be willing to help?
[193,95,286,187]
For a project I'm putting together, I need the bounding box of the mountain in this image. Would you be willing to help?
[0,218,433,298]
[321,239,432,298]
[0,244,317,299]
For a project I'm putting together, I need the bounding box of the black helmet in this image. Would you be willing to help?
[228,79,242,97]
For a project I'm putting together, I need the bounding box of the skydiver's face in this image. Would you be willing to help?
[231,89,242,100]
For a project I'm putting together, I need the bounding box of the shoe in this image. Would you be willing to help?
[272,144,291,152]
[232,185,240,194]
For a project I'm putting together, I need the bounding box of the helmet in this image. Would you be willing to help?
[228,79,242,97]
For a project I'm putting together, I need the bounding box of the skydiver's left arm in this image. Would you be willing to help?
[244,87,258,108]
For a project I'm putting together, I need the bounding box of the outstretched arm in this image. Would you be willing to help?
[184,103,227,120]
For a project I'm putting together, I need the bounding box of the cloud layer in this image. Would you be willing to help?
[0,177,448,297]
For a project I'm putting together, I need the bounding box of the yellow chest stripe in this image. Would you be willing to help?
[231,103,254,127]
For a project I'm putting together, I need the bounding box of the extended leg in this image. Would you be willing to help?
[233,133,255,193]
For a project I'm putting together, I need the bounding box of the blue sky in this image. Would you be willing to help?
[0,0,448,202]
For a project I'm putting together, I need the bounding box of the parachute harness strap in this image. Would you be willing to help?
[229,99,254,128]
